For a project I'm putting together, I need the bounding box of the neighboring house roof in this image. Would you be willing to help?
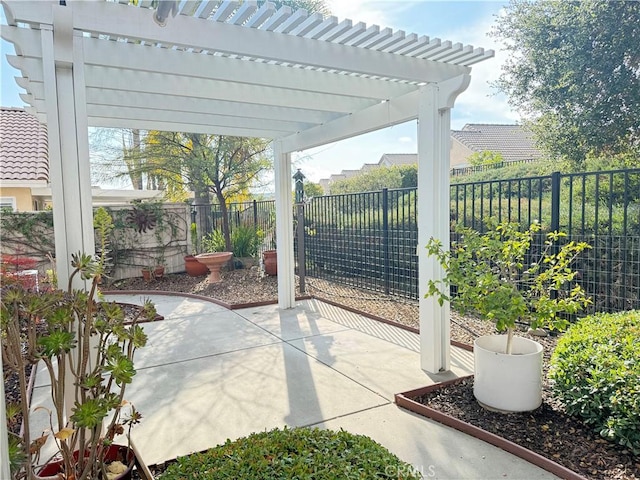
[317,124,543,190]
[451,124,542,162]
[378,153,417,166]
[0,107,49,182]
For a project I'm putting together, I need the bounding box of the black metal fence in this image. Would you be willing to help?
[451,169,640,312]
[192,200,275,240]
[304,188,418,298]
[201,168,639,315]
[450,158,538,177]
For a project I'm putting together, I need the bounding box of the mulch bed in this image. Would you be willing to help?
[411,377,639,480]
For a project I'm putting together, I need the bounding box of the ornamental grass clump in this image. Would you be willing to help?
[425,221,591,354]
[158,427,422,480]
[549,311,640,454]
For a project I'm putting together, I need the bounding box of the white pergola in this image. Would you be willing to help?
[1,0,493,376]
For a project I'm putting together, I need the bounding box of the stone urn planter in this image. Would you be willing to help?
[196,252,233,283]
[184,255,209,277]
[262,249,277,276]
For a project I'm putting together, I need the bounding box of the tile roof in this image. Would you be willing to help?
[0,107,49,182]
[451,124,541,161]
[379,153,418,166]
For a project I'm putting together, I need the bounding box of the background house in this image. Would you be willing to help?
[0,107,49,211]
[319,124,543,193]
[450,123,542,167]
[0,107,165,211]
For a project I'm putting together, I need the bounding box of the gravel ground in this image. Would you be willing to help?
[107,269,496,345]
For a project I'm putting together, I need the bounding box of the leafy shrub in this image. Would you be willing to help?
[201,230,226,253]
[159,427,422,480]
[549,311,640,453]
[201,227,264,257]
[231,226,264,257]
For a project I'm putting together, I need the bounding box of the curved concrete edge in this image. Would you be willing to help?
[394,377,587,480]
[101,289,312,311]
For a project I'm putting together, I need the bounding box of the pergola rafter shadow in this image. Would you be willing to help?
[1,0,493,376]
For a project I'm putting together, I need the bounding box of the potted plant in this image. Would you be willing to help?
[262,249,277,276]
[1,252,156,479]
[425,221,591,412]
[184,222,208,277]
[141,266,154,282]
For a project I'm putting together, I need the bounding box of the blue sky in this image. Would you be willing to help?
[1,0,516,184]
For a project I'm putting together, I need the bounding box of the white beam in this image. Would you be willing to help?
[88,104,310,134]
[280,90,421,152]
[273,140,296,308]
[289,12,323,36]
[6,32,417,102]
[90,118,285,138]
[78,36,415,100]
[86,89,339,125]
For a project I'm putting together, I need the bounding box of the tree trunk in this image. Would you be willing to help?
[131,129,143,190]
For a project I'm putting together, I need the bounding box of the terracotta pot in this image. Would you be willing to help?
[263,250,277,276]
[141,268,153,282]
[37,444,134,479]
[184,255,209,277]
[154,265,165,280]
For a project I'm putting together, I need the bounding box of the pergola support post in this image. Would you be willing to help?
[273,140,296,308]
[44,5,95,285]
[417,76,470,373]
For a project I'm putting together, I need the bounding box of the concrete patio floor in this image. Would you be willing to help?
[30,294,558,479]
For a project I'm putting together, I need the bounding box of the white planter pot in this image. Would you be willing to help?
[473,335,544,413]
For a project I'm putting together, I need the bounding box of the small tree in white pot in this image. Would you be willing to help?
[425,221,591,412]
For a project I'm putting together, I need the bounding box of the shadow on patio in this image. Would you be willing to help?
[58,293,558,479]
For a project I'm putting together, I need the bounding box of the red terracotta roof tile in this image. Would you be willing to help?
[0,107,49,182]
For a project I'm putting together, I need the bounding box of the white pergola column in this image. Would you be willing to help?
[417,76,470,373]
[273,140,296,308]
[43,5,95,285]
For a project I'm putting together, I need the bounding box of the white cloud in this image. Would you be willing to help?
[398,136,413,144]
[326,0,416,28]
[443,6,522,127]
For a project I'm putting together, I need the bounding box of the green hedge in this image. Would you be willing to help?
[549,311,640,453]
[159,427,422,479]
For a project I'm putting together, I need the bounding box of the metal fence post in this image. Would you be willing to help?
[294,170,306,293]
[253,199,258,229]
[551,171,561,233]
[382,188,390,294]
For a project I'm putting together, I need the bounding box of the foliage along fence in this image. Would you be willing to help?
[450,158,539,177]
[0,203,190,283]
[304,168,640,314]
[191,200,276,254]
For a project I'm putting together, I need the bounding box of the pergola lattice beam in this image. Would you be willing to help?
[5,1,473,84]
